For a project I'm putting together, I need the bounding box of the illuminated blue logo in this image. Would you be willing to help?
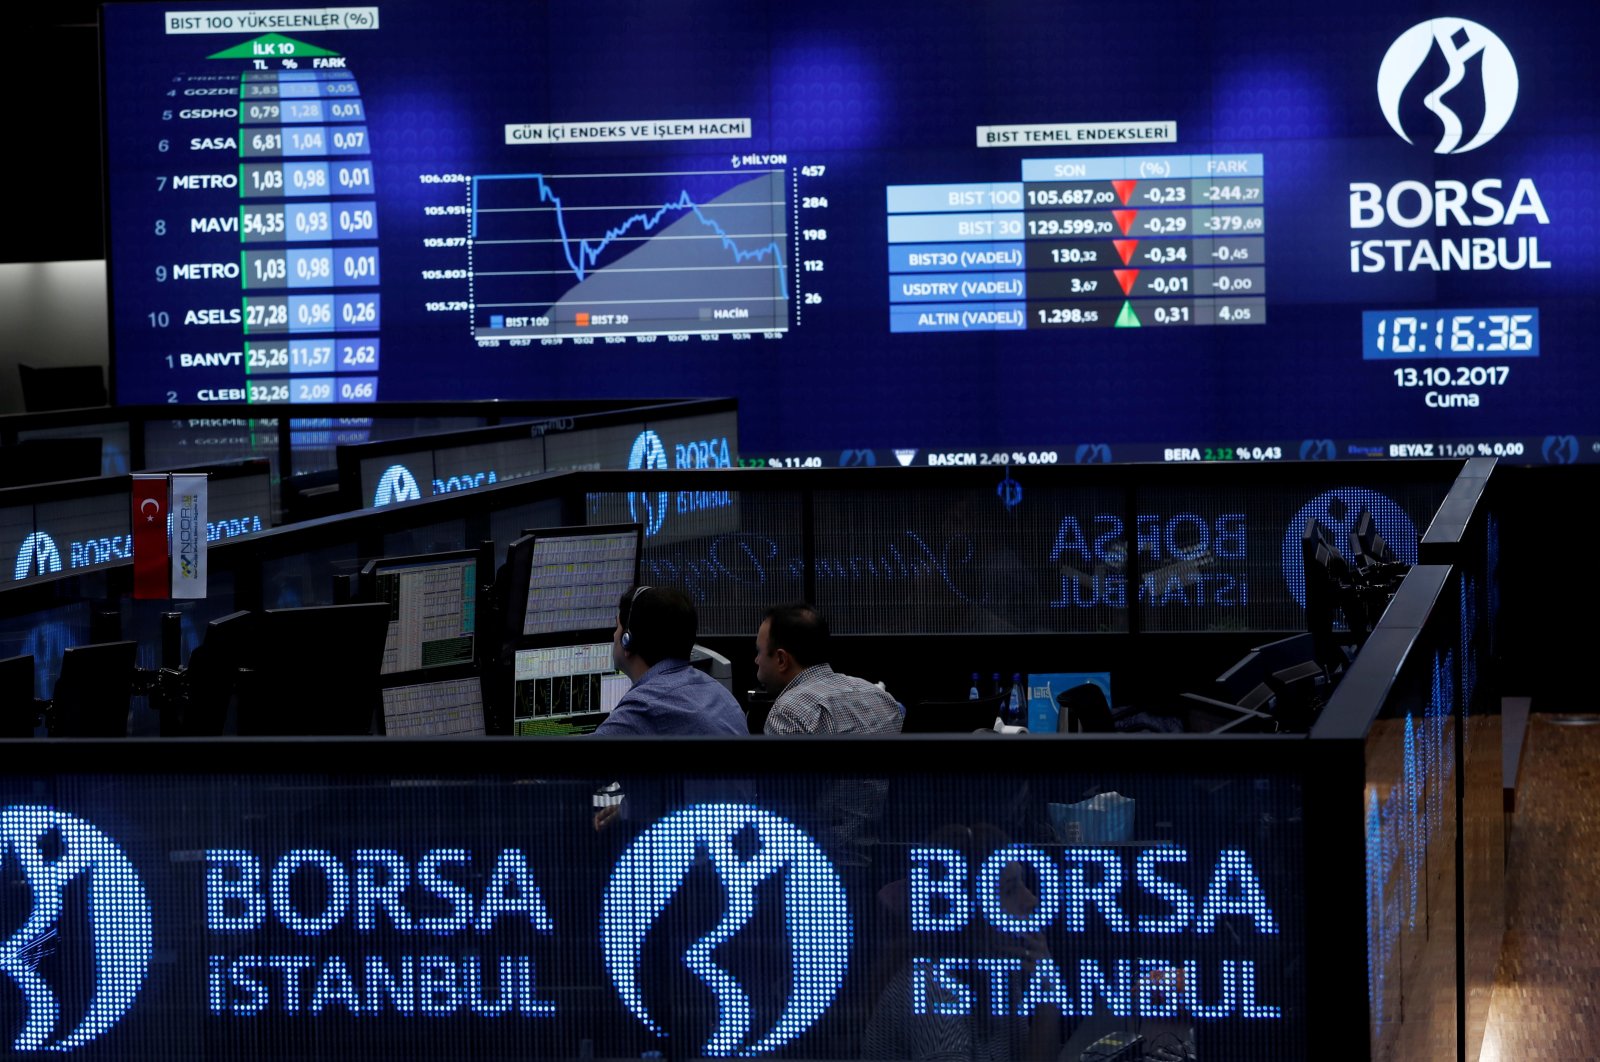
[1378,19,1518,154]
[1299,439,1336,461]
[0,806,152,1051]
[1074,444,1113,464]
[1542,434,1578,465]
[601,805,850,1056]
[1281,489,1419,607]
[13,533,63,581]
[433,470,498,494]
[997,475,1023,510]
[838,448,876,467]
[372,464,423,508]
[626,430,670,536]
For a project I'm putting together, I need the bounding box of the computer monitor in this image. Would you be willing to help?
[1302,518,1354,671]
[380,676,485,738]
[689,644,734,695]
[487,523,640,735]
[903,692,1004,734]
[1213,650,1277,713]
[503,523,642,643]
[1205,633,1326,731]
[182,610,252,736]
[1348,505,1400,569]
[0,601,92,706]
[362,549,482,674]
[359,548,488,737]
[0,654,37,738]
[235,602,390,735]
[511,642,630,735]
[49,641,138,737]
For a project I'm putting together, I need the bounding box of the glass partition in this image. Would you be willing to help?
[587,489,802,637]
[1,741,1311,1060]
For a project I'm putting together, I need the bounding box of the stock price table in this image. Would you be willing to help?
[888,154,1265,333]
[118,40,382,405]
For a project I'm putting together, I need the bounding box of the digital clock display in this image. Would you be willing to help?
[1362,309,1538,359]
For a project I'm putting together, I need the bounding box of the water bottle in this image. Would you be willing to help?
[992,672,1003,704]
[1009,673,1024,726]
[968,672,981,700]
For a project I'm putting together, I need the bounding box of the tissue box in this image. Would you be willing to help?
[1025,672,1111,733]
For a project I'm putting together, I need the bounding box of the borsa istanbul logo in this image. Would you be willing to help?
[4,804,848,1055]
[0,807,152,1051]
[1352,18,1549,275]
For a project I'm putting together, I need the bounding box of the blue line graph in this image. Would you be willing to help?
[473,173,789,299]
[468,168,790,338]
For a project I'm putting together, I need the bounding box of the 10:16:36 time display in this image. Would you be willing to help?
[1362,308,1539,359]
[1380,312,1530,353]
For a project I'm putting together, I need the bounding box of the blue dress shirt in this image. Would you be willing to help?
[591,659,748,736]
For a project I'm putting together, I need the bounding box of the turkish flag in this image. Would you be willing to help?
[131,474,169,599]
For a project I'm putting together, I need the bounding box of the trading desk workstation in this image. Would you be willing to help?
[0,454,1500,1061]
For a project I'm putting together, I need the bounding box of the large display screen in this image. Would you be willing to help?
[102,1,1599,465]
[0,756,1308,1058]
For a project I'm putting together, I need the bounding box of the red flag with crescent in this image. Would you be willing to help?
[131,473,169,599]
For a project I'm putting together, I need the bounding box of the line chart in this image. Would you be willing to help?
[469,169,789,338]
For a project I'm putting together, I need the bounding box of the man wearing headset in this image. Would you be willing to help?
[592,585,747,737]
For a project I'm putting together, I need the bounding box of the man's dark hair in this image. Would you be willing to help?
[763,602,830,669]
[618,586,697,665]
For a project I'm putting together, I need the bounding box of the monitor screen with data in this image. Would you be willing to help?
[366,552,478,674]
[362,549,483,735]
[511,525,641,640]
[379,675,484,737]
[511,641,629,735]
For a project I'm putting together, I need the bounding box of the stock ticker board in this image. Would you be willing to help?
[102,0,1600,465]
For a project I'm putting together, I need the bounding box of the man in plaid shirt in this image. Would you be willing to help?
[754,603,902,734]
